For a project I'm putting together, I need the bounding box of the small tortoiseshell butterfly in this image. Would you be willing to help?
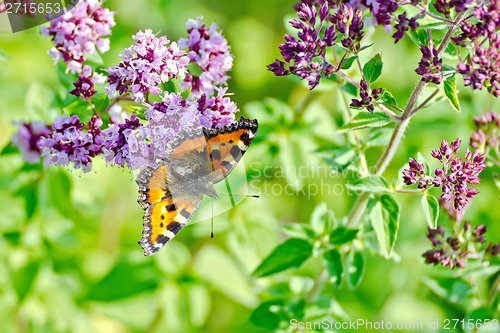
[135,117,258,255]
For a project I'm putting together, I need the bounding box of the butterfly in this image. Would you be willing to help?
[135,117,258,256]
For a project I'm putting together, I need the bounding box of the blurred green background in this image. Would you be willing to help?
[1,0,500,332]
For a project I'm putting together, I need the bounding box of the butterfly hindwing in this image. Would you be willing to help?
[136,165,171,210]
[204,117,258,184]
[139,196,202,256]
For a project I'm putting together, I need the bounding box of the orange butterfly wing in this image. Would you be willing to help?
[204,117,258,183]
[136,163,202,256]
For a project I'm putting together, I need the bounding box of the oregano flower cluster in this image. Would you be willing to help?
[402,138,486,211]
[13,1,239,173]
[268,0,500,106]
[40,0,115,73]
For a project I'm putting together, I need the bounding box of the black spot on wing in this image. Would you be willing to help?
[240,132,251,144]
[166,203,176,212]
[211,149,221,160]
[156,234,170,245]
[229,145,241,158]
[167,221,183,234]
[221,160,231,168]
[180,209,190,219]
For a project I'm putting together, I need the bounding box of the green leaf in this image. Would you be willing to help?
[416,152,431,175]
[14,181,39,220]
[358,43,373,53]
[329,226,358,245]
[409,29,429,47]
[340,56,357,70]
[379,90,399,111]
[344,251,365,290]
[1,142,19,155]
[46,169,74,219]
[365,128,392,147]
[252,238,313,277]
[442,76,461,112]
[338,112,392,133]
[249,300,285,330]
[0,47,9,61]
[324,250,343,288]
[369,195,400,257]
[316,143,358,172]
[93,93,110,113]
[421,194,439,229]
[63,98,93,124]
[86,258,158,301]
[12,260,41,302]
[310,203,334,235]
[465,308,493,333]
[339,81,358,96]
[444,42,458,57]
[362,54,383,84]
[346,175,389,193]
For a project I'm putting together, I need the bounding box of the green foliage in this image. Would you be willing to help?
[362,54,383,84]
[252,238,313,277]
[421,193,439,229]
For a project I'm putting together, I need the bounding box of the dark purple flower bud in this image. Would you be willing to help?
[472,225,487,237]
[392,12,419,44]
[446,237,460,251]
[433,176,443,187]
[319,2,329,21]
[415,44,443,84]
[435,168,445,177]
[268,59,290,76]
[464,221,471,231]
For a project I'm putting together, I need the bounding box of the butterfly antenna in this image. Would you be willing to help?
[211,202,214,239]
[218,194,260,198]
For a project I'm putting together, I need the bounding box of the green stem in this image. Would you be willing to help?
[487,272,500,307]
[346,11,465,229]
[294,91,318,122]
[306,266,328,304]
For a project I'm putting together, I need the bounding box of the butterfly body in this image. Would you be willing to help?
[136,117,258,256]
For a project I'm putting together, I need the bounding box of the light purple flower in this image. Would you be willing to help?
[197,87,239,129]
[102,114,142,168]
[131,92,200,167]
[40,0,115,73]
[105,29,190,103]
[70,65,106,100]
[11,121,51,163]
[403,138,486,211]
[178,17,234,99]
[38,115,104,172]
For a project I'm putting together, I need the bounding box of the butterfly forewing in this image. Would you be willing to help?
[205,117,258,184]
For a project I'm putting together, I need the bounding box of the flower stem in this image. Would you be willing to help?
[346,11,465,229]
[487,272,500,307]
[306,266,328,304]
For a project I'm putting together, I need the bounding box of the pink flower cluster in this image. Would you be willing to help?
[179,17,234,99]
[13,9,241,173]
[40,0,115,73]
[105,29,190,103]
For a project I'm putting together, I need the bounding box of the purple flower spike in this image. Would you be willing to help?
[105,29,190,103]
[40,0,115,73]
[415,44,443,84]
[178,17,234,99]
[12,121,51,163]
[70,65,106,100]
[38,115,104,172]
